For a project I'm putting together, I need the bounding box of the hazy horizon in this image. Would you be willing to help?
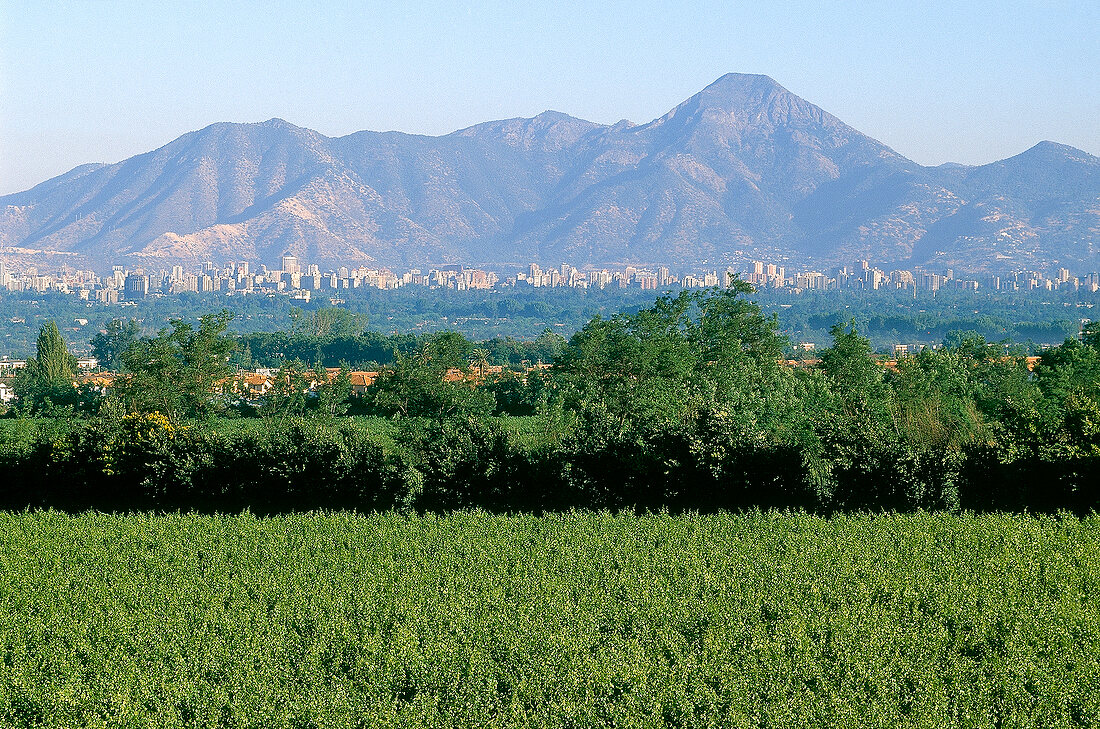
[1,1,1097,196]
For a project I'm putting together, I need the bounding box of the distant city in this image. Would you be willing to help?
[1,255,1098,305]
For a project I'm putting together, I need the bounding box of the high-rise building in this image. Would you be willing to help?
[124,273,149,300]
[281,254,300,275]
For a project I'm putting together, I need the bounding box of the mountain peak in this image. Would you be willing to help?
[704,72,784,91]
[1002,140,1098,166]
[707,74,832,127]
[253,117,311,133]
[449,109,602,152]
[695,73,791,106]
[190,118,314,138]
[531,110,572,122]
[644,71,847,139]
[1026,140,1094,157]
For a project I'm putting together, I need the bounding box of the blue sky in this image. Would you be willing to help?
[1,0,1097,194]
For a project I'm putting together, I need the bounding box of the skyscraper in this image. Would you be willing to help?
[124,273,149,300]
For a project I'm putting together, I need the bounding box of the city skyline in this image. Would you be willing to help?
[3,255,1095,306]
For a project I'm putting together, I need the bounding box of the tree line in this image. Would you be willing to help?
[4,281,1098,514]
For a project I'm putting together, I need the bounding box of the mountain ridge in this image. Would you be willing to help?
[2,74,1097,273]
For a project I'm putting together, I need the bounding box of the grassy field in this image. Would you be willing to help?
[1,511,1098,727]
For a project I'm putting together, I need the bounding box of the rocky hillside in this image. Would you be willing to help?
[2,74,1097,272]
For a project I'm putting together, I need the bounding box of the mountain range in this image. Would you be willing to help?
[2,73,1097,273]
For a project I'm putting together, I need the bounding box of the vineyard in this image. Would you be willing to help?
[2,511,1098,727]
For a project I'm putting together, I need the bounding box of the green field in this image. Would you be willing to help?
[2,512,1098,727]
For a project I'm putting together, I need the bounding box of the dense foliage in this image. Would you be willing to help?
[89,317,140,371]
[11,320,82,415]
[3,284,1099,513]
[1,511,1098,727]
[113,312,237,421]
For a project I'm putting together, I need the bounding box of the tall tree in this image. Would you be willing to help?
[14,320,79,413]
[90,318,140,371]
[367,332,492,418]
[290,307,367,339]
[261,359,312,417]
[116,311,236,421]
[314,363,353,418]
[470,348,490,380]
[554,284,791,432]
[818,322,888,415]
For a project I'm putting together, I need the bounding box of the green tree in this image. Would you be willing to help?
[553,293,700,430]
[485,370,547,417]
[819,322,889,416]
[807,323,899,508]
[14,320,80,414]
[552,285,812,511]
[261,359,312,417]
[1037,338,1100,405]
[554,284,793,433]
[421,331,472,372]
[470,348,490,379]
[116,311,236,421]
[888,347,985,451]
[290,307,367,339]
[1030,337,1100,460]
[367,332,492,418]
[89,318,140,372]
[314,363,353,418]
[1082,321,1100,350]
[532,329,567,363]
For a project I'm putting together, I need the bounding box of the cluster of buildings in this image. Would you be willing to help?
[0,256,504,304]
[514,263,723,290]
[1,255,1097,305]
[745,260,1100,293]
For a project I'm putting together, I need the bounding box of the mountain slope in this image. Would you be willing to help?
[509,73,921,263]
[909,142,1100,269]
[2,75,1098,272]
